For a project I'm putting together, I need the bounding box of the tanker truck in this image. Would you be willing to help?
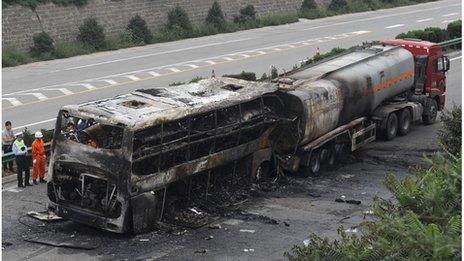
[270,39,449,175]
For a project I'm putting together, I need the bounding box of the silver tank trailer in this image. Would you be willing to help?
[276,44,414,151]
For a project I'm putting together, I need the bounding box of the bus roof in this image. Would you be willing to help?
[61,77,277,130]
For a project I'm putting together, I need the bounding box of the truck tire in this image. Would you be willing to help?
[384,113,398,141]
[398,109,412,136]
[422,99,438,125]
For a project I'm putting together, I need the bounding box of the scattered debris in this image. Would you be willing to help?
[244,248,255,252]
[208,224,222,229]
[340,174,355,180]
[303,239,311,247]
[194,249,207,254]
[338,216,350,222]
[284,221,290,227]
[139,239,150,242]
[188,207,203,215]
[173,229,188,236]
[204,235,214,240]
[2,242,12,247]
[239,229,256,233]
[27,211,63,222]
[307,192,321,198]
[344,228,358,233]
[335,198,361,205]
[222,219,243,226]
[363,210,374,215]
[24,238,97,250]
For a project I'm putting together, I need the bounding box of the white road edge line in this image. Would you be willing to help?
[168,68,181,72]
[12,118,56,131]
[450,56,462,61]
[442,13,458,17]
[51,37,256,72]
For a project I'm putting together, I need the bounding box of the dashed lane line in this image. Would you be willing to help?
[148,71,161,77]
[442,12,458,17]
[3,98,22,106]
[124,75,140,81]
[385,24,405,29]
[3,31,371,110]
[416,18,434,22]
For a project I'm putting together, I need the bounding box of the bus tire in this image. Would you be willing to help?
[398,109,412,136]
[309,150,321,174]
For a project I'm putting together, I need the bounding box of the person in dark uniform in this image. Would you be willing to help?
[12,132,31,188]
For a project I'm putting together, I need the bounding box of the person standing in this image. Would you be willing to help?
[12,132,31,187]
[2,121,15,172]
[32,131,46,184]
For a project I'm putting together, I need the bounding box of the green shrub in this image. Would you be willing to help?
[127,15,153,44]
[189,76,203,83]
[53,41,94,58]
[223,71,257,81]
[438,106,461,156]
[166,6,193,36]
[396,27,448,43]
[234,4,256,24]
[2,47,32,67]
[348,0,372,12]
[299,7,331,19]
[51,0,87,6]
[30,32,55,57]
[271,66,278,79]
[447,20,461,39]
[3,0,87,9]
[77,18,106,50]
[169,81,185,86]
[328,0,348,11]
[285,154,462,260]
[258,14,299,26]
[300,0,317,11]
[206,1,226,28]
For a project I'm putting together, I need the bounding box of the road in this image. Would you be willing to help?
[2,0,461,132]
[1,61,460,260]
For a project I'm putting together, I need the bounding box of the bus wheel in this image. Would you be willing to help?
[422,99,438,125]
[309,150,321,174]
[398,109,412,136]
[383,113,398,141]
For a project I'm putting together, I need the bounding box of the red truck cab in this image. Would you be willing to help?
[381,39,449,111]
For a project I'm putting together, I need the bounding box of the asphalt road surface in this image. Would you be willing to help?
[2,0,461,132]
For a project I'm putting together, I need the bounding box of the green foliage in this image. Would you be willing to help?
[234,4,257,24]
[30,32,55,57]
[166,6,193,36]
[396,27,449,43]
[206,1,226,28]
[223,71,257,81]
[447,20,462,39]
[303,47,346,65]
[53,41,94,58]
[271,66,279,79]
[438,106,461,156]
[127,15,153,44]
[285,154,462,260]
[189,76,203,83]
[169,81,185,86]
[77,18,106,50]
[300,0,317,11]
[2,47,32,67]
[328,0,348,11]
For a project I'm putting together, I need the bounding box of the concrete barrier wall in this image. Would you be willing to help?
[2,0,331,51]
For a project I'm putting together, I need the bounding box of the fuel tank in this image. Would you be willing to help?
[275,44,414,151]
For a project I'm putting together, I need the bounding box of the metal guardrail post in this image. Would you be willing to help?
[2,142,51,164]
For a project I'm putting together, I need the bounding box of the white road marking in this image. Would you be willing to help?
[385,24,405,29]
[223,57,234,61]
[301,3,461,31]
[124,75,140,81]
[148,71,161,77]
[442,19,456,24]
[257,51,266,55]
[67,83,96,90]
[168,68,181,73]
[2,98,22,106]
[28,93,47,100]
[185,64,199,68]
[416,18,434,22]
[273,48,281,51]
[103,79,117,85]
[238,54,250,58]
[205,60,216,65]
[50,38,256,72]
[287,45,296,48]
[12,118,56,131]
[442,12,458,17]
[57,88,73,95]
[5,188,21,193]
[450,56,462,61]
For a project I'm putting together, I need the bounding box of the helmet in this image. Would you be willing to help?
[14,132,23,138]
[35,131,43,138]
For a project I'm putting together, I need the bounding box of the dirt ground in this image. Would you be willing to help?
[1,119,442,261]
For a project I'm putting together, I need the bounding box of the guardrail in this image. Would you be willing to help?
[2,142,51,164]
[439,38,462,50]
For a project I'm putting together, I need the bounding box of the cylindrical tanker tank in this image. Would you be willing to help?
[275,44,414,151]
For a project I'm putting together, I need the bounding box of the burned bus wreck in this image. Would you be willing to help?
[47,77,285,233]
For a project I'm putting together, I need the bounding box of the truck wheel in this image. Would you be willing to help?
[398,109,412,136]
[385,113,398,141]
[309,150,321,174]
[422,99,438,125]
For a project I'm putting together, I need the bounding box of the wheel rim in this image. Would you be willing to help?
[310,153,320,173]
[389,117,397,137]
[403,114,410,131]
[430,105,437,120]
